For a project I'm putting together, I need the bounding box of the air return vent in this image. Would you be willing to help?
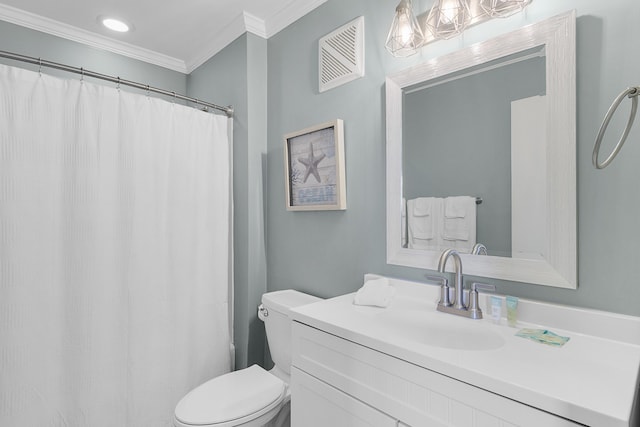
[318,16,365,93]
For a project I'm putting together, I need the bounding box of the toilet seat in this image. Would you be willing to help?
[174,365,286,427]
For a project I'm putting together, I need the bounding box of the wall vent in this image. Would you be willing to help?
[318,16,365,93]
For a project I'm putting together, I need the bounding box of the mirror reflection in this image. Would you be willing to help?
[402,50,546,259]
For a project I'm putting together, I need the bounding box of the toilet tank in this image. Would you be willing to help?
[259,290,321,377]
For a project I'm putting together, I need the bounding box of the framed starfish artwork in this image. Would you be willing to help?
[284,119,346,211]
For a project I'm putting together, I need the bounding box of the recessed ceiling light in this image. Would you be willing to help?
[99,16,132,33]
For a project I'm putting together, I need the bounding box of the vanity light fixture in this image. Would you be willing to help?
[424,0,471,40]
[99,16,132,33]
[385,0,425,57]
[479,0,532,18]
[385,0,533,55]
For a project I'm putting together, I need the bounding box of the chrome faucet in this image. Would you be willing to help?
[438,249,465,310]
[471,243,488,255]
[434,249,495,319]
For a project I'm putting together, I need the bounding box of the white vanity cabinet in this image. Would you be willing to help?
[290,276,640,426]
[291,322,580,427]
[292,367,397,426]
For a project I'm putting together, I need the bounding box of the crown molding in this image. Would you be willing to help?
[244,12,268,38]
[185,12,252,73]
[0,0,328,74]
[185,11,272,73]
[265,0,327,38]
[0,3,188,73]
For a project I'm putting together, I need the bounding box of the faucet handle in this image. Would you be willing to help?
[471,282,496,293]
[426,275,448,287]
[467,282,496,319]
[427,276,454,308]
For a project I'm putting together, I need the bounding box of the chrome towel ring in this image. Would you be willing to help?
[593,86,640,169]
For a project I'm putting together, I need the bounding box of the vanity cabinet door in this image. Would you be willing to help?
[291,367,397,427]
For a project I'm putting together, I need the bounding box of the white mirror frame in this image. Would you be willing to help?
[386,11,577,289]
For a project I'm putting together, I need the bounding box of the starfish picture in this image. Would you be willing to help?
[298,142,325,183]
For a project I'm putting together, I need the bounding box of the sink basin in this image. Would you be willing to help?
[376,310,505,351]
[417,323,505,350]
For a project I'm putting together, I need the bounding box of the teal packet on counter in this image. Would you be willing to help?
[516,328,570,347]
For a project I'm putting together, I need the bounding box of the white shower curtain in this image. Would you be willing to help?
[0,63,232,426]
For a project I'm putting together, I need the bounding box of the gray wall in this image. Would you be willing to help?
[188,34,269,370]
[265,0,640,318]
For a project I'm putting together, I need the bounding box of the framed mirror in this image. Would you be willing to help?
[386,11,576,289]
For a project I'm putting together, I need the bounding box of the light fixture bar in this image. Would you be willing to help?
[386,0,534,55]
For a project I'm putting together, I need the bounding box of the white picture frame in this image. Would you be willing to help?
[284,119,346,211]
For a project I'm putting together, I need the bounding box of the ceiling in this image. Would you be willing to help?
[0,0,327,73]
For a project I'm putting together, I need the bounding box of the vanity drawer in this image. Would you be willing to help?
[291,367,397,427]
[292,322,581,427]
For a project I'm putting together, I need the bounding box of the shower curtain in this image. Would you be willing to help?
[0,63,232,426]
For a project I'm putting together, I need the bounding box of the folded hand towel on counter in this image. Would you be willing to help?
[353,278,396,308]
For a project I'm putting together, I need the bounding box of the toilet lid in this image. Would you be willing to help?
[175,365,285,426]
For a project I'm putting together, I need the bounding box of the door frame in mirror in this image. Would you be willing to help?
[386,11,576,289]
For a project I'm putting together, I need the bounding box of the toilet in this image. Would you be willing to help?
[174,290,321,427]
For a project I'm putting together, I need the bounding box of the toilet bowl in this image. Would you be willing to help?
[174,290,321,427]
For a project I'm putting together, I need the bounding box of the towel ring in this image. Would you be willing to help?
[592,86,639,169]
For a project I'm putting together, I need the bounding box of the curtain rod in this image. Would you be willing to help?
[0,50,234,117]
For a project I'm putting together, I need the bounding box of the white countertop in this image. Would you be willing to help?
[290,276,640,427]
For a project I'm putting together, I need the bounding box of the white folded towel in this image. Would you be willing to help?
[443,218,470,241]
[407,197,440,244]
[444,196,470,218]
[413,198,433,216]
[441,196,477,252]
[353,278,396,308]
